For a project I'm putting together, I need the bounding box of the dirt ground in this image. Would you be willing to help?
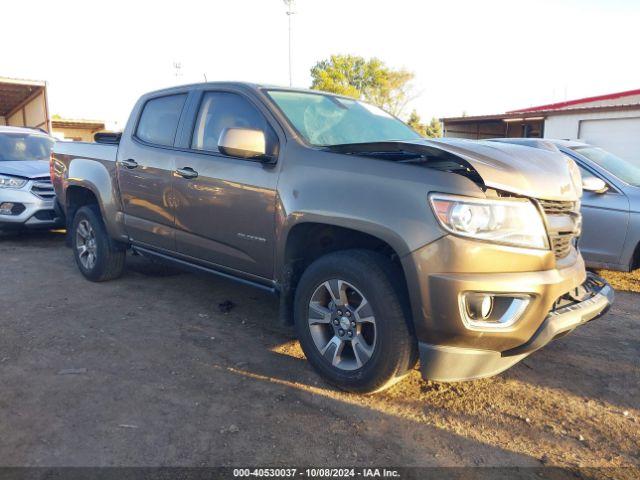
[1,231,638,471]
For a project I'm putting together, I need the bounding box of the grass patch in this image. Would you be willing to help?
[597,268,640,293]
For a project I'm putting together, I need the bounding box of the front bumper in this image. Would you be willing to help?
[503,274,613,356]
[401,235,614,382]
[0,183,64,230]
[417,274,613,381]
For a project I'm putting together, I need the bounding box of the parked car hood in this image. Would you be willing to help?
[0,160,50,179]
[423,138,581,201]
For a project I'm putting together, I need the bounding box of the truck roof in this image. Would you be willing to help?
[141,81,357,100]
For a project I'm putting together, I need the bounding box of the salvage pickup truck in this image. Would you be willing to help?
[51,82,613,393]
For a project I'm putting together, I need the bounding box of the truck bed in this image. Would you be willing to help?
[54,141,118,163]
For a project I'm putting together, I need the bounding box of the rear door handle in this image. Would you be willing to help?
[121,158,138,169]
[176,167,198,179]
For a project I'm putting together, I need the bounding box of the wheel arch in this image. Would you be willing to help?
[64,157,126,241]
[65,184,100,224]
[619,212,640,272]
[277,220,415,332]
[631,239,640,271]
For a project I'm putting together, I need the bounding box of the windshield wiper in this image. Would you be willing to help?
[323,141,433,159]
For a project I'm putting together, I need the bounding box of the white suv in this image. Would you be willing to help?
[0,126,62,232]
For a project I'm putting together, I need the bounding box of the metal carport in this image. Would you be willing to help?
[0,77,50,133]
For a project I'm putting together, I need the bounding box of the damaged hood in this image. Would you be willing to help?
[417,138,582,201]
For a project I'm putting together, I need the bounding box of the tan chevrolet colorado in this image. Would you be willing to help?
[51,82,613,393]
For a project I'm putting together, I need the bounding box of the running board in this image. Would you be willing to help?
[131,245,278,295]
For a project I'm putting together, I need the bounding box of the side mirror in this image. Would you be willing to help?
[582,176,608,194]
[218,128,271,161]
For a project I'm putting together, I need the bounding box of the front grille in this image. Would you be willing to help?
[537,199,577,215]
[30,177,55,200]
[551,235,573,259]
[537,199,580,260]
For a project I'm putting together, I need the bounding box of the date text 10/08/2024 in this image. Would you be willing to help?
[232,468,400,478]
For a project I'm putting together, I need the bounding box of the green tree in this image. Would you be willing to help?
[310,54,416,116]
[406,109,442,138]
[424,117,443,138]
[407,110,426,136]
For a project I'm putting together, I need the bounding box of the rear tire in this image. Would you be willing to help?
[71,205,125,282]
[294,249,417,393]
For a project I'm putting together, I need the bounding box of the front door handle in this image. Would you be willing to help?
[121,158,138,169]
[176,167,198,179]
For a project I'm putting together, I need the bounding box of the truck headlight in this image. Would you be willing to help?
[429,193,549,250]
[0,175,28,189]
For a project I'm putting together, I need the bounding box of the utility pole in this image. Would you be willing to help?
[283,0,296,86]
[173,61,182,82]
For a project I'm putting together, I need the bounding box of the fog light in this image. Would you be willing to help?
[466,293,493,320]
[460,293,531,329]
[0,202,15,215]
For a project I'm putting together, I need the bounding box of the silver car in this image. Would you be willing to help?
[491,138,640,272]
[0,126,63,232]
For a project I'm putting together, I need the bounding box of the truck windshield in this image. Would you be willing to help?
[0,133,54,162]
[266,90,421,147]
[572,146,640,187]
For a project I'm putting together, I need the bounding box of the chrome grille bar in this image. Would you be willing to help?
[537,199,580,260]
[30,177,55,200]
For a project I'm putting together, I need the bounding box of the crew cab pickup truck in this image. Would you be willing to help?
[51,82,613,393]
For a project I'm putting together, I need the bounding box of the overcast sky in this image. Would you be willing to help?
[2,0,638,128]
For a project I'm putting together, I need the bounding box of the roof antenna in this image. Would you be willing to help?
[203,73,208,82]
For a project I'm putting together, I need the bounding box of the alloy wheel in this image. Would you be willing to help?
[76,219,98,270]
[307,279,377,371]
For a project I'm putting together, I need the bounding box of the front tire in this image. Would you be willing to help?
[294,250,417,393]
[71,205,125,282]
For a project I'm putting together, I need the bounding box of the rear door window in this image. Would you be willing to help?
[191,92,277,155]
[136,94,187,147]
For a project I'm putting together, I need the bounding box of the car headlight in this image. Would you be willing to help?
[429,193,549,250]
[0,175,28,189]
